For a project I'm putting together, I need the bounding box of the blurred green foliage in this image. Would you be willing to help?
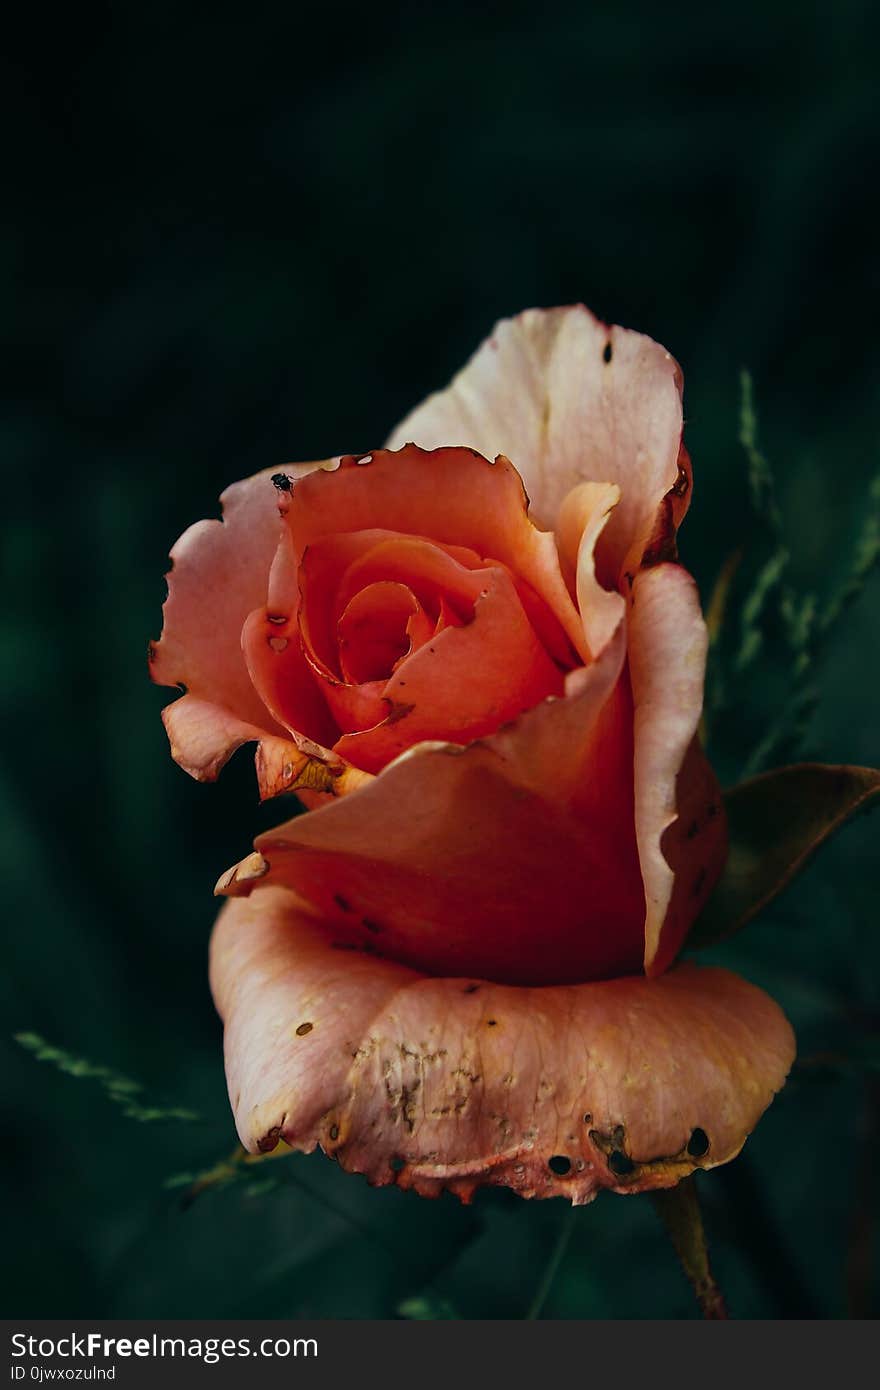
[2,0,878,1318]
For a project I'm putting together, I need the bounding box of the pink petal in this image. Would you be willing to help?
[628,563,727,974]
[210,887,795,1203]
[215,630,648,986]
[162,693,370,801]
[386,305,691,582]
[151,461,333,783]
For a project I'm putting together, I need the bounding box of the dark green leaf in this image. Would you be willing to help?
[689,763,880,950]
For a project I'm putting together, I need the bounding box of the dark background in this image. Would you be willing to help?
[3,1,878,1318]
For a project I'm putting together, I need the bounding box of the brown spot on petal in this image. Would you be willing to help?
[295,1021,313,1037]
[384,701,416,725]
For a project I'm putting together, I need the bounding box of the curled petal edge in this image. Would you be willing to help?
[163,694,372,801]
[210,888,796,1204]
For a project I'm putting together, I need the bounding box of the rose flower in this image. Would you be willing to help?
[151,306,794,1202]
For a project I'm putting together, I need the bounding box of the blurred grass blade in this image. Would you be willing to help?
[689,763,880,950]
[735,546,788,672]
[820,470,880,633]
[739,368,782,533]
[14,1032,201,1123]
[651,1180,727,1319]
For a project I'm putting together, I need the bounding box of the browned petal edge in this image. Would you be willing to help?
[626,442,693,585]
[158,692,374,803]
[255,731,375,802]
[210,891,796,1205]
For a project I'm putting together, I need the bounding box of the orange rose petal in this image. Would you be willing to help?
[286,446,589,662]
[628,563,727,974]
[386,306,690,585]
[334,535,485,621]
[296,529,402,677]
[333,564,566,774]
[150,461,332,783]
[336,581,428,684]
[216,630,649,985]
[210,888,795,1203]
[241,607,339,749]
[297,532,488,689]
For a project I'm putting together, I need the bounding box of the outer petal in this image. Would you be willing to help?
[386,305,691,584]
[210,888,795,1203]
[216,629,650,986]
[628,564,728,974]
[151,460,348,796]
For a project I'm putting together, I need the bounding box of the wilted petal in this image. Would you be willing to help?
[628,563,727,974]
[386,306,691,582]
[210,888,795,1203]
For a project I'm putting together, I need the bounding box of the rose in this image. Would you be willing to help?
[152,305,794,1201]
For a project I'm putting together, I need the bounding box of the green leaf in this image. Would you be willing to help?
[14,1032,201,1123]
[689,763,880,950]
[735,546,789,672]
